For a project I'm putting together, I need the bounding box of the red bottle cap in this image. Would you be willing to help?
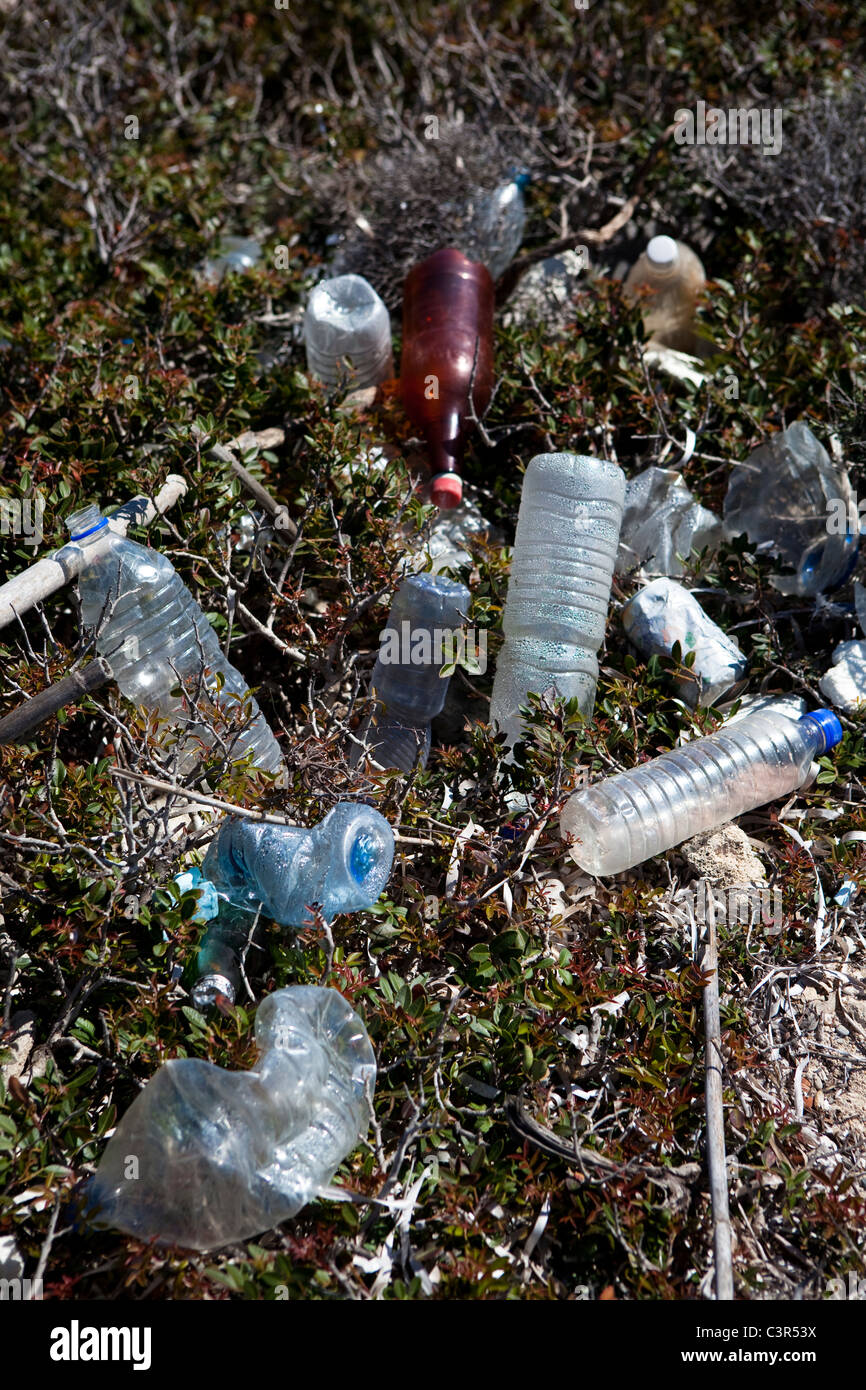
[430,472,463,509]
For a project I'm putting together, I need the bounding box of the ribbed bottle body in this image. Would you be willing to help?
[489,453,625,748]
[304,274,392,389]
[561,711,821,875]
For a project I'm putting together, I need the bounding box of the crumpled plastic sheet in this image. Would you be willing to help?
[616,467,722,577]
[724,420,858,596]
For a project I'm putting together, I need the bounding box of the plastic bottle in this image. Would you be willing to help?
[489,453,626,751]
[201,235,263,285]
[560,708,842,876]
[192,804,395,1007]
[401,248,495,509]
[360,572,471,773]
[65,503,284,777]
[85,985,376,1251]
[621,577,747,707]
[456,173,530,280]
[615,466,722,577]
[723,421,859,596]
[623,236,706,350]
[304,274,392,390]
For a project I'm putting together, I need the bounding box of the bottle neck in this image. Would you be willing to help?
[67,504,109,544]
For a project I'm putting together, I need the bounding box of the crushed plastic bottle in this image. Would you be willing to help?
[723,421,858,595]
[399,492,500,577]
[201,235,263,285]
[401,248,495,509]
[560,707,842,876]
[192,804,395,1008]
[489,453,626,751]
[501,248,588,330]
[304,274,392,390]
[453,173,529,280]
[623,235,706,352]
[622,577,747,707]
[359,573,471,773]
[65,504,285,777]
[616,467,722,577]
[85,985,376,1251]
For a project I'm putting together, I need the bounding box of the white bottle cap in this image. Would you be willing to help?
[646,235,679,266]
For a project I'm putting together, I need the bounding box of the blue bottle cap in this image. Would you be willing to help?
[800,708,843,753]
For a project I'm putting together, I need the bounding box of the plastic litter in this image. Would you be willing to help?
[623,235,706,352]
[819,639,866,712]
[359,573,471,773]
[65,503,285,777]
[201,235,263,285]
[304,274,393,390]
[724,421,858,595]
[489,452,626,751]
[451,173,529,280]
[400,492,499,576]
[616,467,722,577]
[621,577,747,707]
[192,805,395,1008]
[401,248,494,509]
[501,248,587,329]
[560,707,842,876]
[85,986,376,1251]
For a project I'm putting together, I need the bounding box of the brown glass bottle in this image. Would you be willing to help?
[401,248,494,509]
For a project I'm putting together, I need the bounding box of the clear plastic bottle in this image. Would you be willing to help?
[456,173,530,280]
[723,421,859,596]
[489,453,626,750]
[192,804,395,1007]
[304,274,392,389]
[561,708,842,876]
[85,985,376,1251]
[362,572,471,772]
[623,235,706,350]
[66,503,284,776]
[200,235,263,285]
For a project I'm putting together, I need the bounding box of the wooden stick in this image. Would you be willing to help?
[210,432,298,542]
[701,884,735,1300]
[0,474,188,631]
[0,658,113,743]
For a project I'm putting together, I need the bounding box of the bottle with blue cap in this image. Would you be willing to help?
[191,804,395,1008]
[560,707,843,876]
[65,503,285,777]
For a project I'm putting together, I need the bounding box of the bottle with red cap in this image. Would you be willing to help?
[400,248,494,509]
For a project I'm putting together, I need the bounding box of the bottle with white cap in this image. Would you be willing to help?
[623,236,706,351]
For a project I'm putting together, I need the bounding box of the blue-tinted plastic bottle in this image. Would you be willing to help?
[192,804,395,1007]
[364,572,471,772]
